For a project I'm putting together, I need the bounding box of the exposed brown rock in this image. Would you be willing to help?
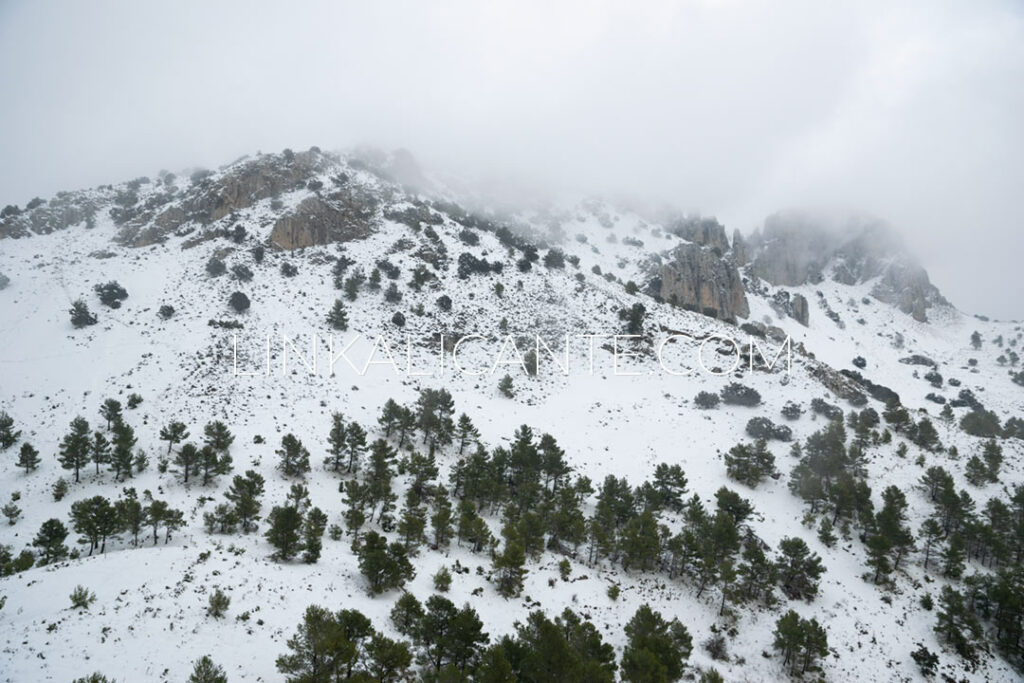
[655,242,749,323]
[269,196,375,250]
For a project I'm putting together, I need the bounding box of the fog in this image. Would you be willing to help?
[1,1,1022,317]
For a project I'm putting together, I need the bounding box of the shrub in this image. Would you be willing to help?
[228,291,250,313]
[810,398,843,421]
[206,257,226,277]
[69,299,98,328]
[231,264,254,282]
[781,402,803,420]
[433,567,452,592]
[745,417,792,441]
[721,383,761,407]
[207,588,230,618]
[281,262,298,277]
[391,311,406,327]
[158,304,175,319]
[94,281,128,308]
[694,391,720,409]
[852,356,867,368]
[70,585,96,610]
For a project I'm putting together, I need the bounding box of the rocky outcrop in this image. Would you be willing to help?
[790,293,809,326]
[745,211,948,322]
[668,216,730,254]
[653,242,749,323]
[732,229,748,266]
[269,196,376,250]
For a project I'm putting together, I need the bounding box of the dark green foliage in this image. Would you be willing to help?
[327,299,349,330]
[934,586,983,663]
[32,518,69,563]
[355,530,414,593]
[206,256,227,277]
[498,374,515,398]
[302,507,328,563]
[228,290,250,313]
[225,470,265,532]
[94,281,128,308]
[776,537,824,601]
[694,391,719,409]
[188,655,227,683]
[159,420,189,454]
[725,440,776,487]
[59,416,92,482]
[16,442,40,473]
[69,299,98,327]
[0,411,20,449]
[621,604,692,682]
[503,608,616,683]
[277,433,311,477]
[70,584,97,609]
[265,505,305,561]
[720,383,761,407]
[772,610,828,676]
[207,588,230,618]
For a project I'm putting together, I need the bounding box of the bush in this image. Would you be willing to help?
[694,391,720,409]
[745,417,792,441]
[206,257,226,277]
[458,228,479,245]
[433,567,452,592]
[231,264,254,282]
[252,245,265,263]
[228,291,250,313]
[158,304,175,319]
[543,249,565,268]
[810,398,843,421]
[70,585,96,610]
[69,299,98,328]
[436,294,452,311]
[391,311,406,327]
[721,383,761,407]
[852,356,867,368]
[94,281,128,308]
[781,402,803,420]
[960,409,1001,438]
[207,588,230,618]
[281,262,298,277]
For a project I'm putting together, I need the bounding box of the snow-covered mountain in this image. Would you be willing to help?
[1,147,1022,682]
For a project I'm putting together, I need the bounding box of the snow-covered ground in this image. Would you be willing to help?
[1,162,1022,682]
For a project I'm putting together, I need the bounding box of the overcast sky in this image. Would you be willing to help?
[1,1,1021,317]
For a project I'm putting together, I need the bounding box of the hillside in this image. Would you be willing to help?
[1,147,1022,683]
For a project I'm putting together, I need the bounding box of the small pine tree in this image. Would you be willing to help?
[58,416,92,483]
[188,656,228,683]
[265,505,305,561]
[0,411,21,449]
[498,374,515,398]
[69,299,98,328]
[52,477,69,501]
[277,433,311,477]
[207,588,230,618]
[32,519,69,563]
[16,442,40,473]
[433,566,453,592]
[2,502,22,525]
[70,585,96,610]
[302,507,328,563]
[327,299,349,331]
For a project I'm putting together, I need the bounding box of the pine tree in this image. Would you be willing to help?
[225,470,265,532]
[16,442,40,473]
[772,610,828,676]
[265,505,305,561]
[940,533,967,579]
[397,491,427,553]
[395,406,416,448]
[326,412,347,472]
[302,507,328,563]
[981,439,1003,482]
[342,479,368,539]
[199,444,232,485]
[276,605,358,681]
[390,592,424,638]
[621,604,692,682]
[188,655,228,683]
[724,440,776,487]
[58,416,92,483]
[456,414,480,454]
[327,298,349,331]
[109,419,137,481]
[918,518,943,570]
[159,420,189,454]
[498,374,515,398]
[378,399,401,438]
[32,518,69,563]
[98,398,122,430]
[0,411,21,450]
[69,299,98,328]
[355,530,414,593]
[344,422,367,474]
[70,495,119,554]
[207,588,231,618]
[934,585,983,662]
[494,538,527,598]
[116,488,145,546]
[431,493,455,548]
[277,433,311,477]
[175,443,201,483]
[90,431,110,475]
[776,536,824,600]
[366,634,413,681]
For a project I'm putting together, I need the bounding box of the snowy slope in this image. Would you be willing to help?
[1,152,1022,682]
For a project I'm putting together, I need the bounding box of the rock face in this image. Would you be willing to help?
[732,229,749,266]
[745,211,947,322]
[654,242,749,323]
[790,293,809,326]
[269,196,375,250]
[668,216,730,254]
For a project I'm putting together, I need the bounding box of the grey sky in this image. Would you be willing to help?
[1,1,1022,317]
